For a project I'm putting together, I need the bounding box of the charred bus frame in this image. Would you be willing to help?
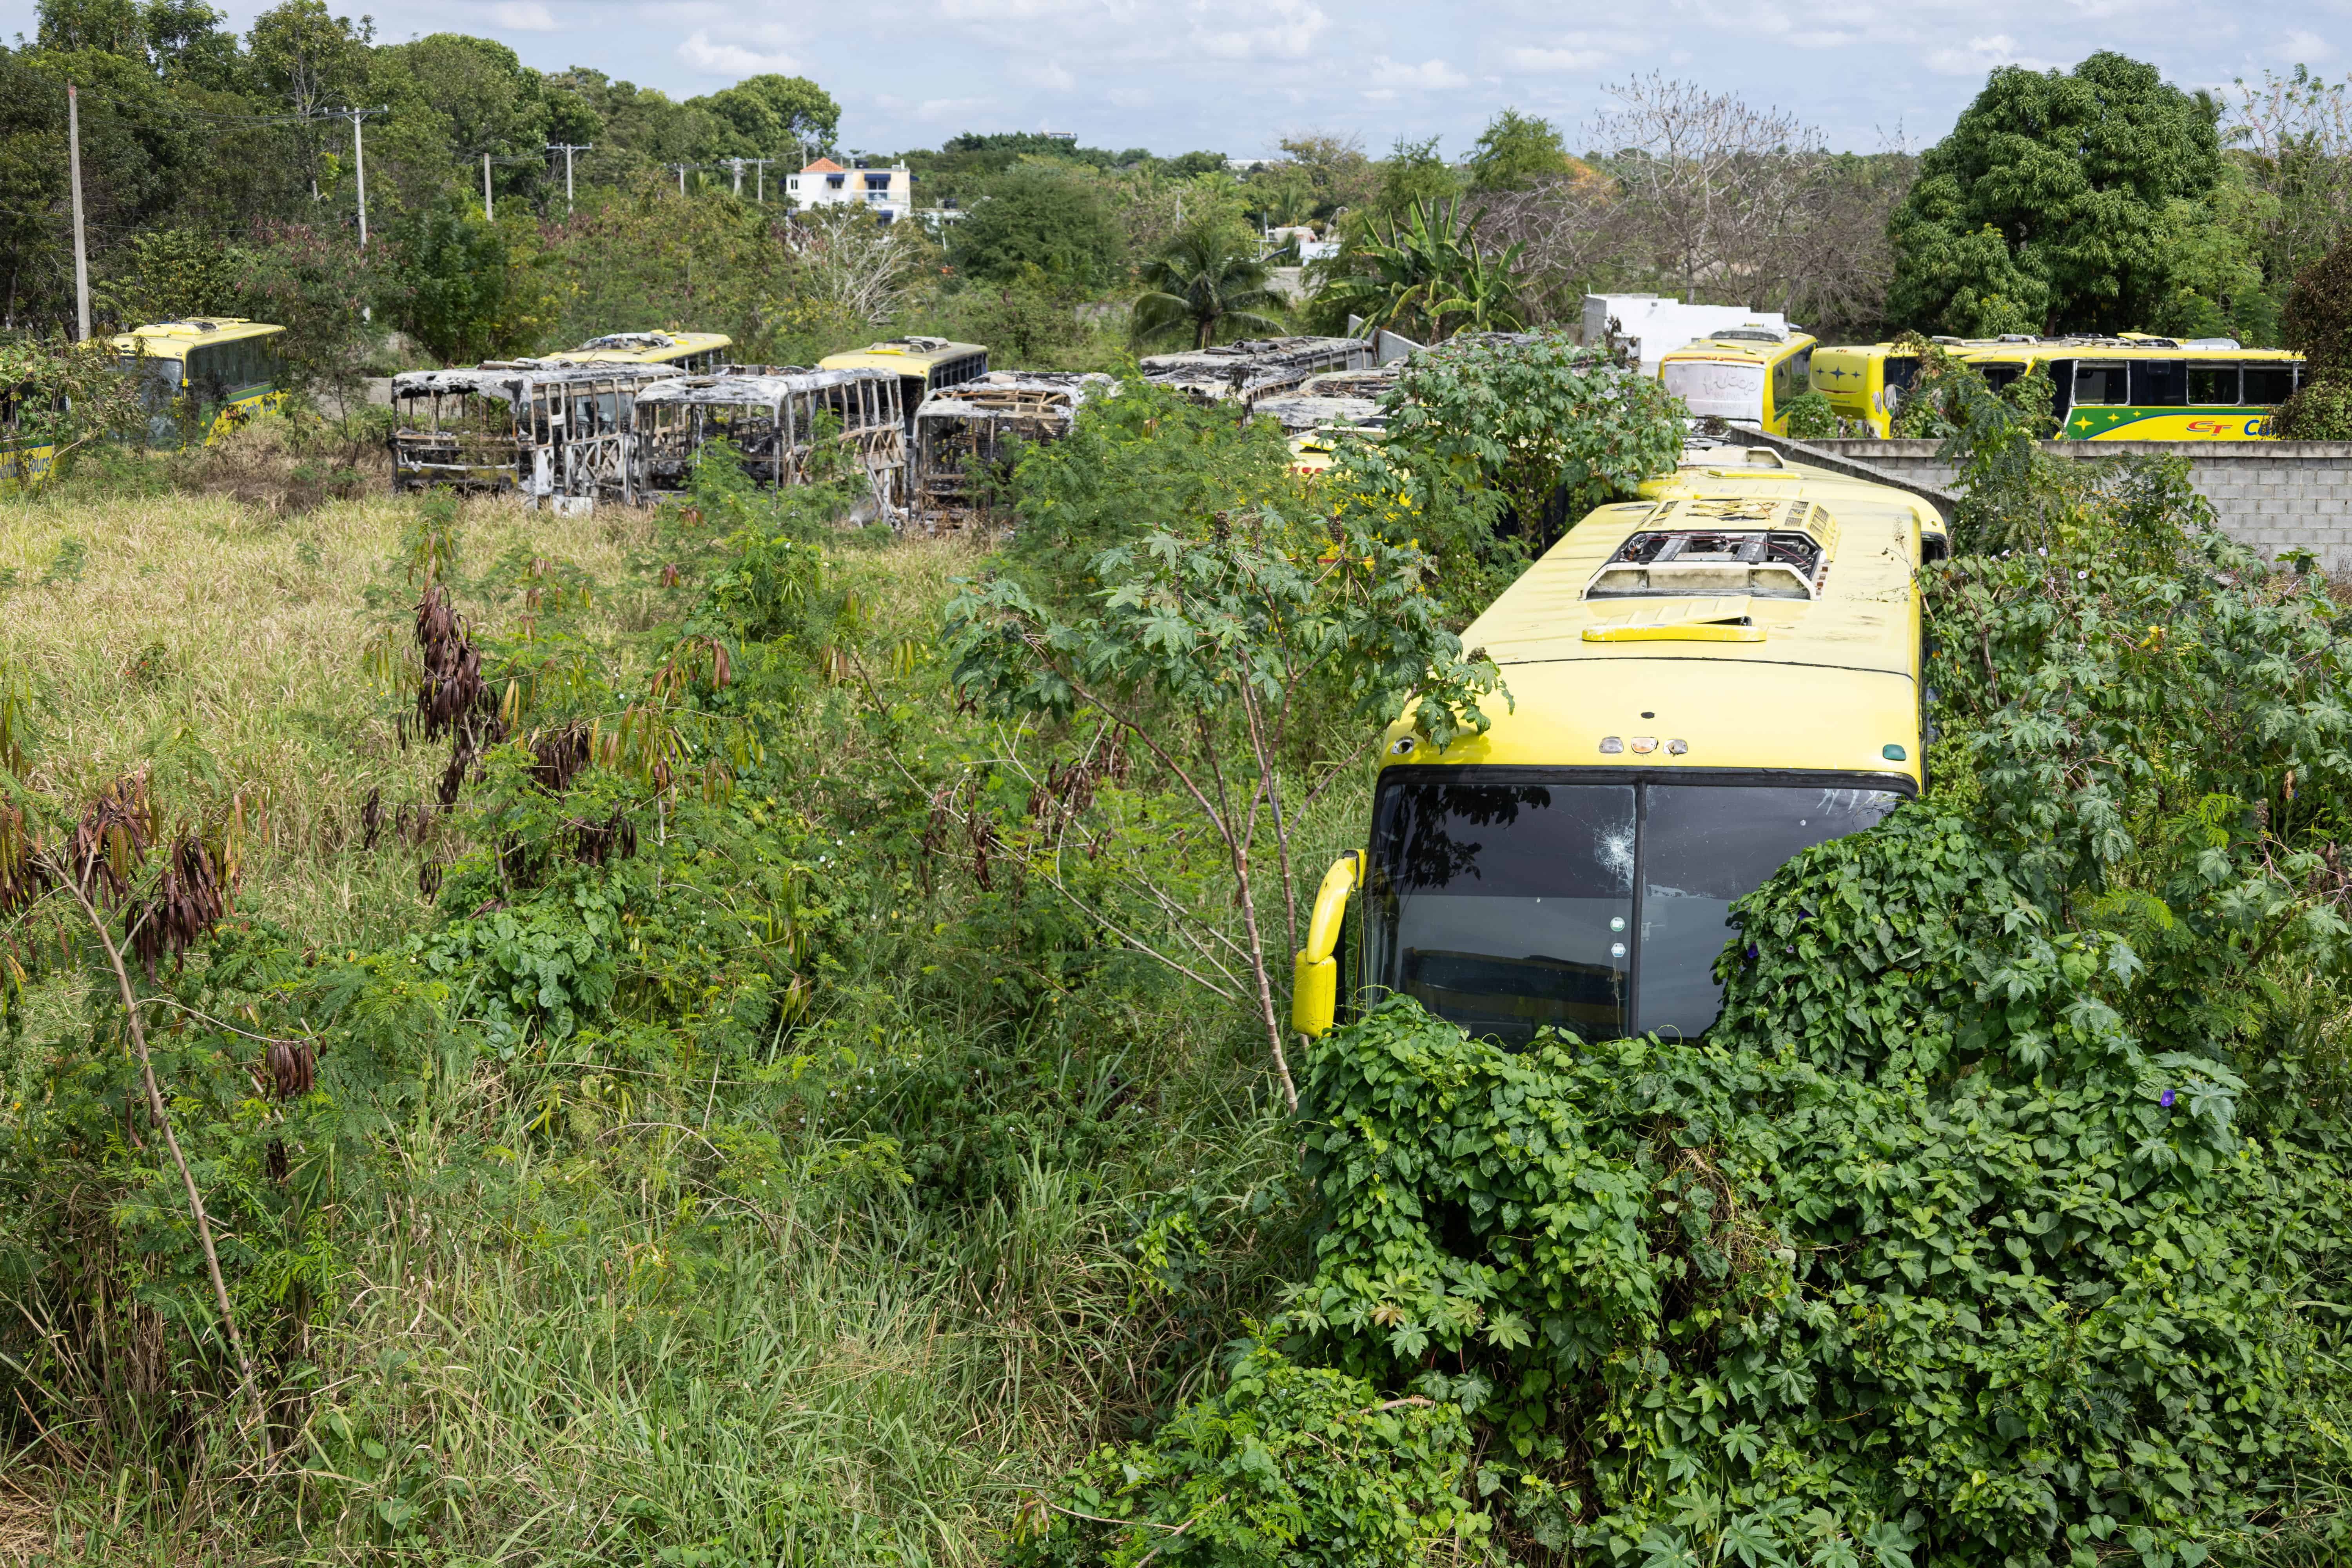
[390,361,682,500]
[629,366,906,510]
[909,371,1114,526]
[1138,336,1372,407]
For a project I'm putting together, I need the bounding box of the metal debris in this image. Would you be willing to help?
[391,360,684,499]
[630,365,906,513]
[1138,336,1372,407]
[909,370,1116,528]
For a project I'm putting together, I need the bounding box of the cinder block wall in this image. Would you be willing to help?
[1802,440,2352,568]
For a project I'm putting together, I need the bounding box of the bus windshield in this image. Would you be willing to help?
[1662,360,1766,422]
[1367,775,1901,1045]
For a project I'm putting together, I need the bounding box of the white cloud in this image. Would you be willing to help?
[1194,0,1329,60]
[677,30,802,76]
[1106,86,1154,107]
[1924,33,2049,76]
[2276,27,2337,60]
[1788,29,1858,48]
[1016,59,1078,90]
[938,0,1087,16]
[918,96,999,121]
[1368,54,1470,89]
[1508,45,1612,71]
[491,2,557,29]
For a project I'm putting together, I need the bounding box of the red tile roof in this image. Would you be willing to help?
[801,157,845,174]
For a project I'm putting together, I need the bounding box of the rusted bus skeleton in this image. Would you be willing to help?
[630,366,906,514]
[910,371,1116,527]
[1137,335,1372,408]
[390,361,683,499]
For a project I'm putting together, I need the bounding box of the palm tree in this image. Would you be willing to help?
[1314,197,1527,341]
[1131,224,1289,351]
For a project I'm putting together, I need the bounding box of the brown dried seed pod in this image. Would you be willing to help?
[263,1037,314,1100]
[419,861,443,898]
[360,788,383,851]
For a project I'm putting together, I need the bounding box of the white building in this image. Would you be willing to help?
[784,158,913,224]
[1582,294,1798,377]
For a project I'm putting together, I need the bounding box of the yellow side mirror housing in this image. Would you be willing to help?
[1290,851,1361,1036]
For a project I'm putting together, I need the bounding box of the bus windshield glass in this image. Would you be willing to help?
[1661,360,1766,422]
[1367,776,1901,1046]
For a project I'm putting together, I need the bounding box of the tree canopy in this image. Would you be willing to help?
[1887,52,2226,335]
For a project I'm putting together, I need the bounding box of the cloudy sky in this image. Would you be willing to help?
[8,0,2350,157]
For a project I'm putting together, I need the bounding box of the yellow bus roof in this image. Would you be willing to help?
[1382,450,1930,789]
[1950,339,2301,365]
[1659,329,1817,366]
[819,337,986,374]
[107,318,285,361]
[562,331,731,363]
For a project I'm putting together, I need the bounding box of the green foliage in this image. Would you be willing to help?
[1000,375,1299,603]
[697,73,838,157]
[1371,135,1461,221]
[1131,221,1287,351]
[1778,387,1838,439]
[1381,330,1687,549]
[2276,233,2352,437]
[1312,197,1525,343]
[949,164,1128,291]
[1463,107,1576,194]
[385,191,557,363]
[1889,52,2226,335]
[1012,1343,1484,1568]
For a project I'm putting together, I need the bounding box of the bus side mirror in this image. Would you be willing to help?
[1290,851,1361,1036]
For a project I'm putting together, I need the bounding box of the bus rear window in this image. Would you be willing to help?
[1367,776,1902,1046]
[1662,360,1766,422]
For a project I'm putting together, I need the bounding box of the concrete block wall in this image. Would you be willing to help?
[1800,440,2352,569]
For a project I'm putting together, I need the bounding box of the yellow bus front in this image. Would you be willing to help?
[109,319,288,447]
[1293,450,1938,1044]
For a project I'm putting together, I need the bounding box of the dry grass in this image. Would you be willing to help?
[0,451,652,951]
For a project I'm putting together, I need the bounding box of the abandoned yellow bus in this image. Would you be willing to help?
[109,318,287,446]
[560,331,732,373]
[1292,441,1945,1045]
[1657,325,1818,435]
[1809,343,1921,437]
[818,337,987,433]
[1950,337,2304,441]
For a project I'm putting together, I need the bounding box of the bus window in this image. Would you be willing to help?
[1884,355,1918,399]
[1663,360,1766,423]
[1980,363,2023,394]
[1635,785,1901,1038]
[2131,360,2187,407]
[2243,365,2296,405]
[2189,364,2238,405]
[2074,363,2129,406]
[1368,780,1635,1047]
[1771,355,1797,409]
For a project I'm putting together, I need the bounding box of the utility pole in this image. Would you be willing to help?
[728,156,744,197]
[547,142,592,214]
[483,152,493,221]
[670,162,688,195]
[751,157,773,203]
[67,82,89,342]
[342,107,387,248]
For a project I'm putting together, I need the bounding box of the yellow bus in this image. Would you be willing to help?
[1809,343,1920,437]
[1291,441,1945,1044]
[818,336,987,433]
[108,318,288,446]
[561,331,732,374]
[1948,336,2303,441]
[1657,325,1818,436]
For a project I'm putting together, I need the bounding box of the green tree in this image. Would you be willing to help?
[386,192,556,363]
[36,0,145,56]
[944,504,1504,1111]
[1887,52,2226,335]
[948,163,1126,289]
[1372,133,1460,220]
[1382,330,1686,548]
[1463,107,1575,194]
[696,73,838,159]
[2275,235,2352,437]
[1313,197,1524,342]
[1130,220,1286,350]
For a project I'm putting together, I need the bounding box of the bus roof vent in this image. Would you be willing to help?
[1584,499,1834,603]
[1583,595,1764,643]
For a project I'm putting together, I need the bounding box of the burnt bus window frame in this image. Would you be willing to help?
[1360,765,1916,1043]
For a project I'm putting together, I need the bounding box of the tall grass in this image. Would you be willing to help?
[0,436,1322,1564]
